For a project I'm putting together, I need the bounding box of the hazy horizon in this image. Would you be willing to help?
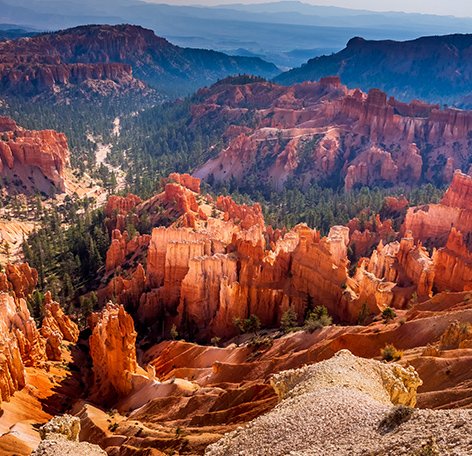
[141,0,472,18]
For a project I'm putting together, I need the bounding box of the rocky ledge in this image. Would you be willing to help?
[31,414,106,456]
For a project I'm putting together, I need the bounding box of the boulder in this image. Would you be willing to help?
[31,414,106,456]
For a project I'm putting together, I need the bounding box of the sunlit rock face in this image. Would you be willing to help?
[0,116,70,192]
[88,303,138,400]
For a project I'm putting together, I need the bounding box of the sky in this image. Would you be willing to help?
[143,0,472,18]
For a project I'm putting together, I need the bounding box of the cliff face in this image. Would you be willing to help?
[0,26,154,100]
[0,294,28,408]
[105,229,151,272]
[0,264,44,408]
[347,214,395,258]
[41,292,79,344]
[440,171,472,211]
[402,171,472,249]
[193,77,472,191]
[0,116,70,192]
[364,233,435,304]
[104,193,142,219]
[433,228,472,292]
[354,172,472,300]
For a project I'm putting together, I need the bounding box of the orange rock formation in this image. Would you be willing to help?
[365,232,435,302]
[347,214,395,258]
[40,292,79,344]
[105,229,151,272]
[433,229,472,292]
[402,171,472,246]
[105,185,400,338]
[0,117,70,191]
[89,303,139,400]
[104,193,142,218]
[0,265,45,409]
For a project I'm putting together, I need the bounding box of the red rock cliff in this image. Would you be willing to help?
[0,264,48,408]
[402,171,472,248]
[440,171,472,211]
[0,119,70,192]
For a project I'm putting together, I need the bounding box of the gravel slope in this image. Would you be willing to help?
[206,350,472,456]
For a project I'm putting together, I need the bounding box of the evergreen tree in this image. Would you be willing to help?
[280,305,297,333]
[244,314,261,336]
[79,296,93,328]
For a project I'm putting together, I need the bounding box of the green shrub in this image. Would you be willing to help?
[379,405,416,429]
[382,307,396,324]
[210,336,221,347]
[303,306,332,333]
[381,344,403,362]
[244,314,261,336]
[108,422,118,432]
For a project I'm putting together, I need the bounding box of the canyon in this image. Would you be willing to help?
[3,22,472,456]
[2,141,472,455]
[0,112,472,456]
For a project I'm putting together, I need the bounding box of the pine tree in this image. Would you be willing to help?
[79,296,93,328]
[280,305,297,333]
[244,314,261,336]
[90,291,98,310]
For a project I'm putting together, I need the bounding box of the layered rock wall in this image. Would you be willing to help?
[402,171,472,248]
[433,228,472,292]
[0,118,69,191]
[0,264,46,408]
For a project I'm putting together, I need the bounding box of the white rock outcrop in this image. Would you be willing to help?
[206,350,472,456]
[30,414,106,456]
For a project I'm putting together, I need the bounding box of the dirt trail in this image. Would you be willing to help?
[85,119,126,207]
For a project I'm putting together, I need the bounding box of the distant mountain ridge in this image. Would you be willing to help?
[0,24,280,100]
[3,0,472,68]
[274,34,472,106]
